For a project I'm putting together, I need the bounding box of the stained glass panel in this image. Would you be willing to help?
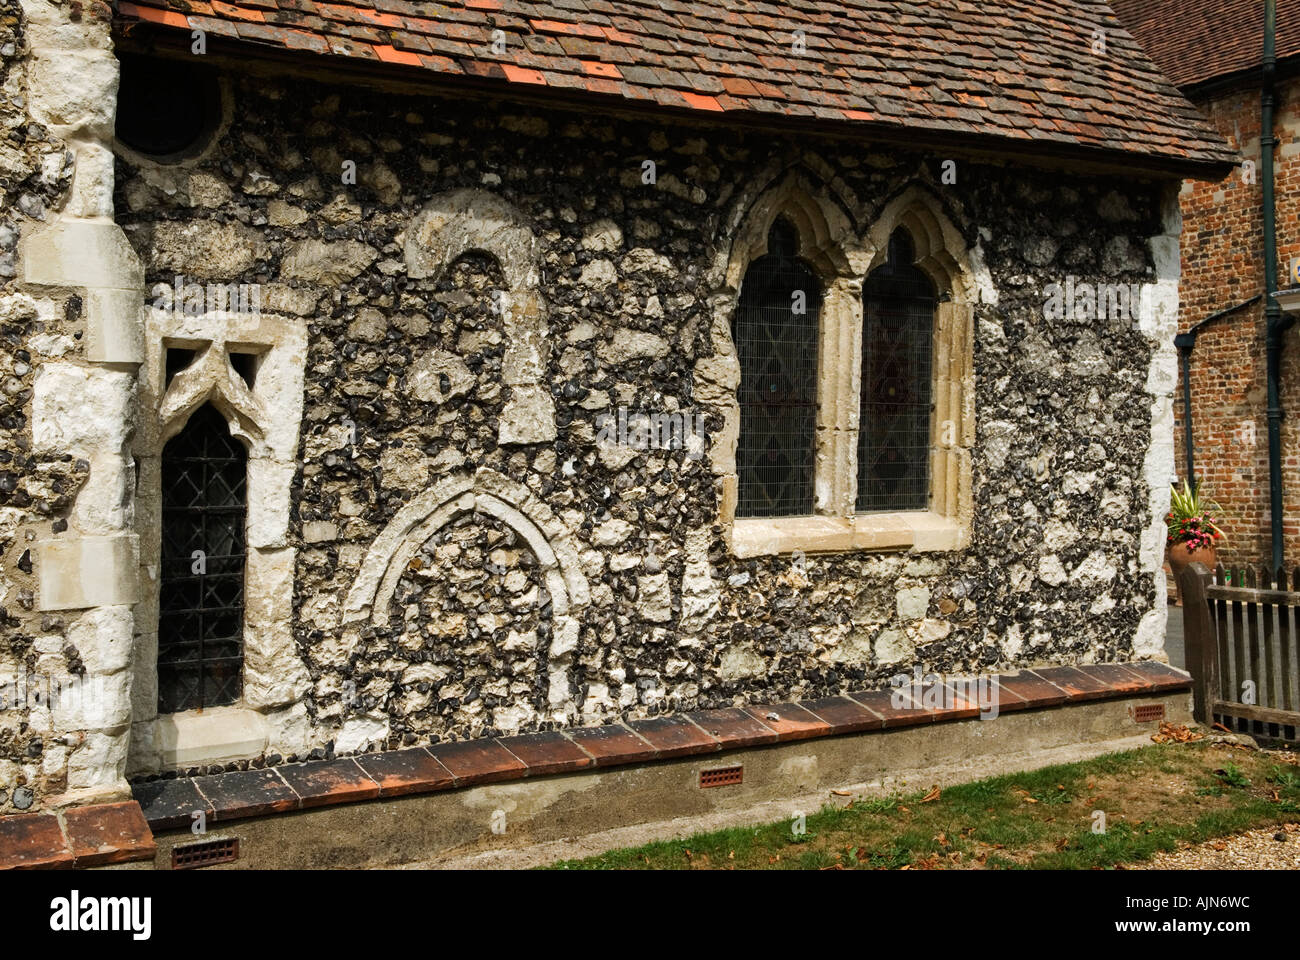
[733,219,821,517]
[158,403,247,713]
[857,230,935,513]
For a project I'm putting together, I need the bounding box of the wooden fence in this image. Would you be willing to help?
[1180,561,1300,743]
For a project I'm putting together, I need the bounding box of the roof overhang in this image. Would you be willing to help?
[115,22,1240,184]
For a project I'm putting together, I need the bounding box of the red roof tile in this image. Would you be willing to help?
[1111,0,1300,90]
[115,0,1235,171]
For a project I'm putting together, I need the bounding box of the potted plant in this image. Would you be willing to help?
[1166,479,1226,587]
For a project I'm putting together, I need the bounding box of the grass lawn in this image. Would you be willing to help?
[548,735,1300,870]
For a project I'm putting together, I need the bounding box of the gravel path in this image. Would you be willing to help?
[1135,822,1300,869]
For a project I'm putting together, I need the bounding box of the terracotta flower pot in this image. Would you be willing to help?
[1168,540,1218,601]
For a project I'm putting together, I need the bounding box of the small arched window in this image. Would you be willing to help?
[732,219,821,517]
[158,404,247,713]
[858,229,935,512]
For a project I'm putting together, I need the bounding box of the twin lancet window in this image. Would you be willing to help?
[734,219,939,519]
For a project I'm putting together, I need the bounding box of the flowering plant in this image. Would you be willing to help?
[1166,479,1225,552]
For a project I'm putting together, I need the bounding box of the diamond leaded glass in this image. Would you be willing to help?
[158,403,247,713]
[733,219,821,517]
[857,229,935,513]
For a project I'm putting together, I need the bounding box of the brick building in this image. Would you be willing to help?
[1114,0,1300,568]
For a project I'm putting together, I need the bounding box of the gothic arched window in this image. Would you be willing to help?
[158,404,247,713]
[732,219,822,517]
[858,229,935,512]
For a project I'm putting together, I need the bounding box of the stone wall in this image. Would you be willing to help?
[108,65,1177,775]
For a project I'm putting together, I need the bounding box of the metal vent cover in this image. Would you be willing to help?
[172,836,239,870]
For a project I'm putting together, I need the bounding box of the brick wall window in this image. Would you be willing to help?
[157,403,247,713]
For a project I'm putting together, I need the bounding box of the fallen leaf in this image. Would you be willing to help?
[898,805,911,815]
[921,786,941,803]
[1213,841,1227,851]
[1024,796,1039,804]
[1055,838,1070,851]
[831,789,852,796]
[728,850,735,860]
[934,831,949,847]
[820,863,845,871]
[1212,722,1232,733]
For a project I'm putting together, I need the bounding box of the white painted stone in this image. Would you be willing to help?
[1073,549,1117,585]
[155,706,268,767]
[895,586,930,620]
[32,362,133,457]
[67,605,133,676]
[593,518,633,547]
[718,643,765,680]
[598,328,669,364]
[36,535,139,611]
[281,238,377,284]
[580,218,623,252]
[873,628,913,665]
[637,572,672,622]
[335,716,390,754]
[246,459,295,548]
[409,348,475,403]
[1037,554,1068,586]
[499,384,557,445]
[1133,607,1168,661]
[66,730,130,793]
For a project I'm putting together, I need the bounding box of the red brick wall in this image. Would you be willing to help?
[1175,75,1300,570]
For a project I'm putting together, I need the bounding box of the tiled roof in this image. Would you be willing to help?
[115,0,1236,172]
[1111,0,1300,90]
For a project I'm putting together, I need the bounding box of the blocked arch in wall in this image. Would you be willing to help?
[404,188,555,445]
[342,469,590,717]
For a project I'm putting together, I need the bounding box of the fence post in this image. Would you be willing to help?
[1179,561,1216,724]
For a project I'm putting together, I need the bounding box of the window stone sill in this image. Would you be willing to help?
[154,705,269,769]
[729,511,967,558]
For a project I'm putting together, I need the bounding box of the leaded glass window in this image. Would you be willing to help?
[733,219,821,517]
[158,404,247,713]
[857,229,935,513]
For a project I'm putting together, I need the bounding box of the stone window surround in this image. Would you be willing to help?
[701,176,976,559]
[129,306,310,775]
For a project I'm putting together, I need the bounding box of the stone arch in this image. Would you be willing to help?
[158,343,268,456]
[404,188,554,445]
[342,468,589,715]
[862,185,980,305]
